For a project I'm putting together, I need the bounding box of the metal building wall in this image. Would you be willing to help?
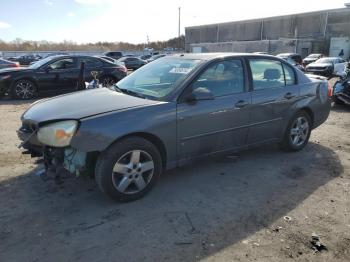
[185,8,350,56]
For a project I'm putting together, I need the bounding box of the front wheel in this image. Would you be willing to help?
[280,111,312,152]
[95,137,162,201]
[12,79,37,99]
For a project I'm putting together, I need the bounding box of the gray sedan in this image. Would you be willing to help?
[18,53,331,201]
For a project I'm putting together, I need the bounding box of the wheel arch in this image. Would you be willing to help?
[298,107,314,128]
[106,132,167,170]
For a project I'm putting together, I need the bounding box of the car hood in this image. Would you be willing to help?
[307,63,332,68]
[0,67,32,74]
[22,88,161,123]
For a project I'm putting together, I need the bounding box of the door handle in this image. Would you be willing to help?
[284,92,295,100]
[235,100,248,108]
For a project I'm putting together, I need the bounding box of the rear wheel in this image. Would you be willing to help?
[12,79,36,99]
[280,111,312,152]
[95,137,162,201]
[100,76,116,87]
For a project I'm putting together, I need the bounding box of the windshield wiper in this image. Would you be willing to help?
[120,89,147,99]
[113,84,123,93]
[113,85,147,99]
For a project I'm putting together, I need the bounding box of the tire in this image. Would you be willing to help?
[95,137,162,201]
[333,97,344,105]
[280,110,312,152]
[99,75,116,87]
[12,79,37,100]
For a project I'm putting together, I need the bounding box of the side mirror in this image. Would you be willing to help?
[186,87,214,102]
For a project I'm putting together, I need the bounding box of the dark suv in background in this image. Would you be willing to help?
[8,54,40,65]
[104,51,123,60]
[0,55,127,99]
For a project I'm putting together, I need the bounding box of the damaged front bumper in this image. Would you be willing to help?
[17,124,94,177]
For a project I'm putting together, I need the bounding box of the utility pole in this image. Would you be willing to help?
[178,7,181,49]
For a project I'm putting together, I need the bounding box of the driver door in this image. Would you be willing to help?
[176,59,251,160]
[36,57,79,94]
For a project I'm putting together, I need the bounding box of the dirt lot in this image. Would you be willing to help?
[0,96,349,262]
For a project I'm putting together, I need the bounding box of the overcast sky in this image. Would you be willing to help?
[0,0,348,44]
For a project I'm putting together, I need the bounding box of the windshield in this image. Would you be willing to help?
[315,58,334,64]
[116,57,202,99]
[28,56,54,69]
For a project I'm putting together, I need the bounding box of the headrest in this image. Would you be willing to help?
[263,69,281,80]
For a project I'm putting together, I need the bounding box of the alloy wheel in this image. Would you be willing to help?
[15,80,35,99]
[112,150,154,194]
[101,77,116,87]
[290,116,309,147]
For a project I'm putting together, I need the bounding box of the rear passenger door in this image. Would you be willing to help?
[247,58,298,144]
[78,57,104,82]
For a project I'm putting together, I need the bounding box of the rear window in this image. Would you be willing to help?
[249,59,285,89]
[249,59,296,90]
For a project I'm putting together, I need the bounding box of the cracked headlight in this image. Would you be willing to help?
[37,120,78,147]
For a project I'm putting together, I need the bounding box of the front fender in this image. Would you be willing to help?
[70,102,177,165]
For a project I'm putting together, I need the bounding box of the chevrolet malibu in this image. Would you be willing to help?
[18,53,332,201]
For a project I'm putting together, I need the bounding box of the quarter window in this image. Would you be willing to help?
[282,63,296,86]
[79,58,103,68]
[192,60,245,97]
[249,59,286,90]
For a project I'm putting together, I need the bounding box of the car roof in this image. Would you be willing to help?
[166,52,282,61]
[319,57,339,60]
[277,53,298,57]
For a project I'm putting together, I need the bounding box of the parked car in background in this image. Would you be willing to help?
[253,51,268,55]
[277,53,302,65]
[147,54,167,63]
[284,57,305,72]
[96,55,126,67]
[0,55,127,99]
[302,53,324,66]
[104,51,123,60]
[140,54,152,60]
[8,54,39,65]
[332,67,350,105]
[118,57,147,70]
[44,52,68,58]
[0,58,19,69]
[305,57,348,77]
[17,53,331,201]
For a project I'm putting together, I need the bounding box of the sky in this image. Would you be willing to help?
[0,0,348,44]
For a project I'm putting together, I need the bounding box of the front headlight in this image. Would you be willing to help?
[37,120,78,147]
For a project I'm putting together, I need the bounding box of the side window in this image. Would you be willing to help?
[80,58,103,68]
[282,63,296,86]
[48,58,75,70]
[249,59,285,90]
[192,59,245,97]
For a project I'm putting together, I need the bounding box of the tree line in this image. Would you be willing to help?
[0,35,185,51]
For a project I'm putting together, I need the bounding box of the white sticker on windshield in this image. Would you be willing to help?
[169,67,191,74]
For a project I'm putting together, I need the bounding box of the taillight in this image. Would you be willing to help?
[13,62,19,67]
[119,66,127,73]
[327,81,333,97]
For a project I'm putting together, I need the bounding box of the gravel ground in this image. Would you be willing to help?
[0,92,349,262]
